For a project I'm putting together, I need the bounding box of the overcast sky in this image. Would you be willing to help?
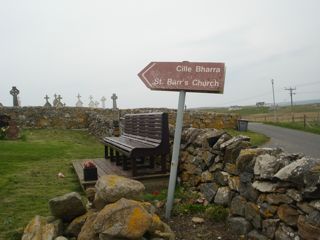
[1,0,320,109]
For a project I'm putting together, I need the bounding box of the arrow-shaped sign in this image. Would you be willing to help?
[138,61,225,93]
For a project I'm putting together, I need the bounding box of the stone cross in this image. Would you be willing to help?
[10,86,20,107]
[88,95,95,108]
[56,95,63,108]
[111,93,118,110]
[44,94,52,107]
[101,96,106,109]
[76,93,83,107]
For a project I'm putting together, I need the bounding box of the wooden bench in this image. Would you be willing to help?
[102,112,170,176]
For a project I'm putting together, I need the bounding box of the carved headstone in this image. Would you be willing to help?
[111,93,118,110]
[10,86,20,107]
[88,96,95,108]
[76,94,83,107]
[53,94,58,107]
[6,120,20,140]
[44,95,52,107]
[101,96,106,109]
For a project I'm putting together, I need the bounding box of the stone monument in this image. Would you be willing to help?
[44,95,52,107]
[10,86,20,107]
[76,94,83,107]
[101,96,106,109]
[111,93,118,110]
[6,120,20,140]
[56,95,64,108]
[53,94,58,107]
[88,96,95,108]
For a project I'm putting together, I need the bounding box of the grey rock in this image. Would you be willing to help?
[258,202,278,218]
[277,204,299,226]
[224,140,251,164]
[286,189,302,202]
[228,176,241,192]
[208,163,223,172]
[199,183,219,203]
[214,171,230,186]
[254,154,280,179]
[247,230,268,240]
[224,163,238,175]
[275,223,299,240]
[252,181,279,193]
[297,202,314,214]
[201,170,214,182]
[49,192,86,222]
[310,200,320,211]
[262,219,279,239]
[228,217,252,235]
[214,187,232,206]
[245,202,262,229]
[240,172,254,183]
[239,182,259,202]
[212,133,232,150]
[266,193,293,205]
[55,237,68,240]
[230,196,247,216]
[94,175,145,210]
[298,214,320,240]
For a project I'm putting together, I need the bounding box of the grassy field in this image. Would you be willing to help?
[227,129,269,146]
[266,121,320,135]
[0,129,103,240]
[0,128,268,239]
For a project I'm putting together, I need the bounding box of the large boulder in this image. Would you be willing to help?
[22,216,62,240]
[93,198,153,239]
[78,212,99,240]
[254,154,281,179]
[65,211,93,237]
[94,175,145,210]
[49,192,86,222]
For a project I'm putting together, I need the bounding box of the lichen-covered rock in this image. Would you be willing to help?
[277,204,299,226]
[228,217,252,235]
[245,202,262,229]
[214,187,232,206]
[148,214,175,240]
[239,181,259,202]
[200,170,214,183]
[310,200,320,210]
[297,212,320,240]
[254,154,281,179]
[54,237,68,240]
[214,171,230,186]
[49,192,86,222]
[275,158,320,189]
[252,181,279,193]
[224,163,238,175]
[94,198,153,240]
[265,193,293,205]
[247,230,268,240]
[262,219,279,239]
[94,175,145,210]
[65,211,93,237]
[78,212,99,240]
[228,176,241,192]
[230,196,247,216]
[22,216,61,240]
[199,183,219,203]
[274,223,299,240]
[224,139,251,164]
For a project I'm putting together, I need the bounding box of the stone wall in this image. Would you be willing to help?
[179,128,320,239]
[0,107,238,137]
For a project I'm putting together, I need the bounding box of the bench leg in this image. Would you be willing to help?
[110,148,115,162]
[115,151,121,165]
[161,154,167,173]
[132,158,137,177]
[149,156,155,169]
[104,146,109,159]
[122,156,129,171]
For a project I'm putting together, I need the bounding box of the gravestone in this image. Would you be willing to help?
[10,86,20,107]
[44,95,52,107]
[101,96,106,109]
[53,94,58,107]
[56,95,64,108]
[6,120,20,140]
[76,94,83,107]
[88,96,95,108]
[111,93,118,110]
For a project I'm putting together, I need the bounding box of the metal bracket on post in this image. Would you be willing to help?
[165,91,186,219]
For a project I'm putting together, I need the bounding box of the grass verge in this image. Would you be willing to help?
[226,129,270,146]
[0,129,103,240]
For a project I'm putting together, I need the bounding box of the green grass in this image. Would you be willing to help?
[265,121,320,135]
[226,129,269,146]
[0,129,103,240]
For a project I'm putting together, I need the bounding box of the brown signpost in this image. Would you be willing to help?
[138,61,226,219]
[138,61,225,93]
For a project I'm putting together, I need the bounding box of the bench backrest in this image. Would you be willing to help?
[123,112,169,146]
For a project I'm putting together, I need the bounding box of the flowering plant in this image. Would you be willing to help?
[0,127,7,140]
[83,160,96,169]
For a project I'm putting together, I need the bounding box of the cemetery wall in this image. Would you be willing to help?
[179,127,320,239]
[0,107,238,135]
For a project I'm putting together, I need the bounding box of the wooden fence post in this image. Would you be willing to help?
[304,115,306,128]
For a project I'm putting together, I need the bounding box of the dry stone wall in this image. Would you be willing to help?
[0,107,238,137]
[179,128,320,240]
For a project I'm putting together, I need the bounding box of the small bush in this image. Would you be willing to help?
[205,205,229,222]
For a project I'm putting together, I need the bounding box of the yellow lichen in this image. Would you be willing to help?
[126,207,150,238]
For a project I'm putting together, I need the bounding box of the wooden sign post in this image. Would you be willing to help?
[138,61,226,218]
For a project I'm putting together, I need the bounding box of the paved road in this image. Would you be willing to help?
[248,122,320,159]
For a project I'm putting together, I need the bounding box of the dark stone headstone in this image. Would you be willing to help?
[6,120,20,140]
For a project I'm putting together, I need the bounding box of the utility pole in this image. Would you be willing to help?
[271,79,277,121]
[285,87,296,112]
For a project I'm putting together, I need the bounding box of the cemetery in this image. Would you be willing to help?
[0,76,319,240]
